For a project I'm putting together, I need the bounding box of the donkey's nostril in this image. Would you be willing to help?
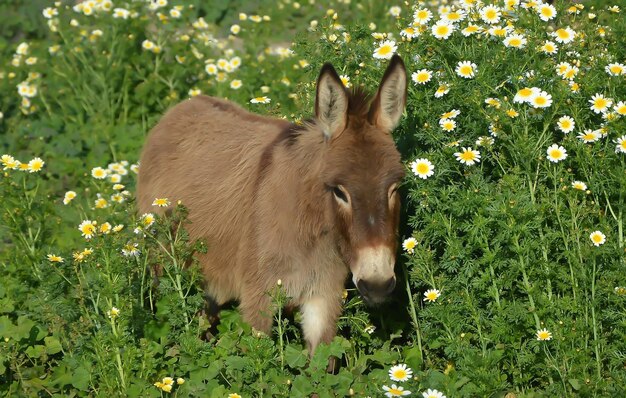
[384,277,396,295]
[357,277,396,299]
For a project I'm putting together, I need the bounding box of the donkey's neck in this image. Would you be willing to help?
[268,122,331,246]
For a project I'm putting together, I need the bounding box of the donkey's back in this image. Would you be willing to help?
[137,96,290,303]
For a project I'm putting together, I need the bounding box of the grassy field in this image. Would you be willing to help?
[1,0,626,397]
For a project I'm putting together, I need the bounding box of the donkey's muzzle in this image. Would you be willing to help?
[357,277,396,304]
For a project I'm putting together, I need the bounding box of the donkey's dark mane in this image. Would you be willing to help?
[347,86,373,117]
[276,87,373,149]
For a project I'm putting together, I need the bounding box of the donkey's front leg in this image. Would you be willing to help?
[301,294,343,354]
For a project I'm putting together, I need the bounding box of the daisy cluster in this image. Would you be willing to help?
[382,363,446,398]
[387,0,624,351]
[1,154,45,173]
[3,0,321,121]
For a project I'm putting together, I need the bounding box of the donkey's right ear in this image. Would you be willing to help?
[315,63,348,141]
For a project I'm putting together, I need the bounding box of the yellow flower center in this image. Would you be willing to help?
[594,98,608,109]
[582,133,595,141]
[460,151,475,161]
[459,65,472,75]
[416,72,429,82]
[485,9,497,19]
[435,25,450,36]
[538,331,550,339]
[518,88,532,97]
[616,105,626,115]
[534,96,547,106]
[426,292,438,300]
[378,45,392,55]
[560,121,571,129]
[592,234,603,243]
[417,163,430,174]
[393,369,408,378]
[549,149,563,158]
[556,29,570,39]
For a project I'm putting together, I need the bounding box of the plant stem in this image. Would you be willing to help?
[403,263,423,364]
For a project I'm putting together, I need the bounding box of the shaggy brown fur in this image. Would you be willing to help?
[137,55,407,353]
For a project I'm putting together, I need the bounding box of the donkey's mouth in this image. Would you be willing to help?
[356,277,396,306]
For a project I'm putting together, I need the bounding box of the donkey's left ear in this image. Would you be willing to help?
[368,55,407,132]
[315,63,349,140]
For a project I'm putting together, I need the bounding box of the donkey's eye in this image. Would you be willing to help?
[332,186,349,203]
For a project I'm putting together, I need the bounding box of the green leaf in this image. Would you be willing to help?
[72,366,91,391]
[44,336,62,355]
[25,344,45,359]
[285,344,308,369]
[0,297,14,313]
[568,379,581,391]
[291,375,315,396]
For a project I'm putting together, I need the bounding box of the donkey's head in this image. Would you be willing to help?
[315,55,407,304]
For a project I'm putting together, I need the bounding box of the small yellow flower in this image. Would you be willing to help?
[373,40,397,59]
[63,191,77,205]
[228,394,242,398]
[108,307,120,319]
[1,154,20,170]
[250,96,271,104]
[95,197,108,209]
[506,109,519,118]
[47,254,64,263]
[176,378,185,385]
[546,144,567,163]
[432,21,454,40]
[27,157,44,173]
[389,364,413,382]
[536,328,552,341]
[440,118,456,132]
[100,222,112,234]
[589,231,606,246]
[423,289,441,302]
[78,220,97,239]
[411,69,432,85]
[113,224,125,233]
[455,61,477,78]
[589,94,612,114]
[152,198,170,207]
[454,147,481,166]
[339,75,351,88]
[91,167,108,179]
[410,158,434,179]
[141,213,155,228]
[402,237,418,254]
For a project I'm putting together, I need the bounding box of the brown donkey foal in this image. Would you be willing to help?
[137,55,407,354]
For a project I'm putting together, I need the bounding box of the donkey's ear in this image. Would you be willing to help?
[368,55,407,132]
[315,63,348,140]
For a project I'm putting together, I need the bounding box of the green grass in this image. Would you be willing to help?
[1,1,626,397]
